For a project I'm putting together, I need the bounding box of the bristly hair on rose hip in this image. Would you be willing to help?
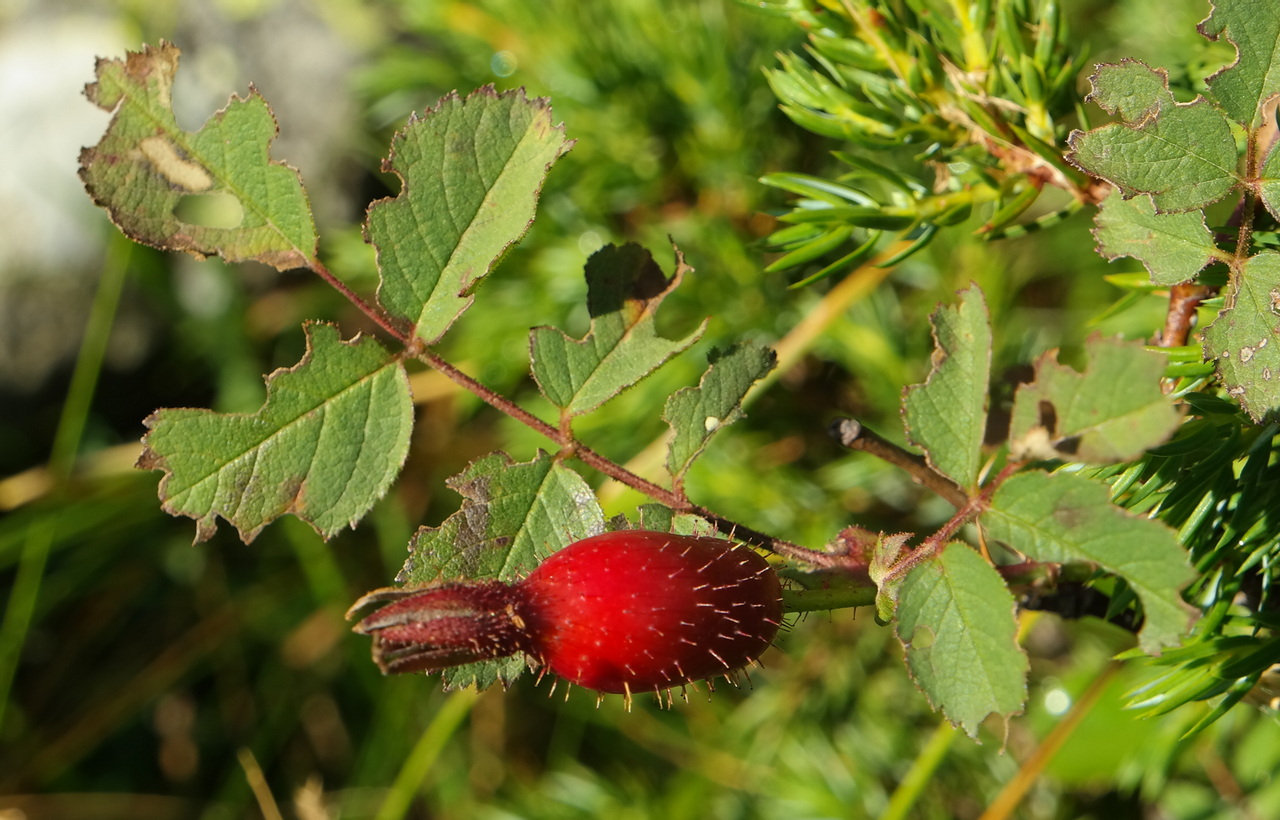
[348,530,784,707]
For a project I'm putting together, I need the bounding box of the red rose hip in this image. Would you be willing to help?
[350,530,783,698]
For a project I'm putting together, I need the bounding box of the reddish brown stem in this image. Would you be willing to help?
[1157,283,1213,348]
[880,460,1019,585]
[307,258,411,344]
[414,347,826,563]
[829,418,969,508]
[305,255,830,564]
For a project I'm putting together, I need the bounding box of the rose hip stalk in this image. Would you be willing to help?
[350,530,783,699]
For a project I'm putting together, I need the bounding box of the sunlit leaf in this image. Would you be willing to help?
[896,542,1028,738]
[367,86,572,343]
[79,41,316,270]
[983,471,1194,653]
[1008,336,1182,463]
[530,244,705,417]
[139,323,412,543]
[902,285,991,491]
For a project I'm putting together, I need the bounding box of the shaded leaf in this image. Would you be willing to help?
[1202,253,1280,421]
[983,471,1194,653]
[1092,188,1222,285]
[895,542,1028,738]
[531,244,705,416]
[902,285,992,491]
[398,451,606,690]
[138,323,411,543]
[1198,0,1280,127]
[367,86,572,343]
[1068,59,1238,213]
[664,344,776,483]
[79,42,316,270]
[1008,335,1182,463]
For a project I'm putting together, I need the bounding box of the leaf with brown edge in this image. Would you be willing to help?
[79,41,316,270]
[139,323,412,543]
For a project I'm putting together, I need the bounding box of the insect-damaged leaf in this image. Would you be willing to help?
[79,42,316,270]
[1202,253,1280,421]
[1008,335,1182,463]
[1198,0,1280,128]
[530,244,705,417]
[366,86,572,343]
[138,323,412,543]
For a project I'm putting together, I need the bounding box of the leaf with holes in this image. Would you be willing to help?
[138,323,412,543]
[1008,335,1182,463]
[79,42,316,270]
[366,86,572,343]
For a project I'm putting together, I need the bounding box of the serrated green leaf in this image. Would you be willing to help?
[664,344,777,482]
[1068,59,1238,213]
[1092,188,1222,285]
[1202,253,1280,421]
[400,451,605,586]
[1198,0,1280,128]
[398,451,605,690]
[138,323,411,543]
[902,285,992,491]
[895,542,1028,738]
[530,244,705,416]
[366,86,572,343]
[1008,335,1182,462]
[79,42,316,270]
[983,471,1194,653]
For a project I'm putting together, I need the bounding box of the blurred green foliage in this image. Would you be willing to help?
[3,0,1280,819]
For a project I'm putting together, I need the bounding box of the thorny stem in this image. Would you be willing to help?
[829,418,970,508]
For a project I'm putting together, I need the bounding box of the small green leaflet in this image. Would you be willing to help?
[79,42,316,270]
[1092,189,1222,286]
[983,471,1194,653]
[1008,336,1182,463]
[367,87,573,343]
[530,244,705,417]
[895,543,1028,739]
[1202,254,1280,421]
[663,343,776,485]
[902,285,991,491]
[1068,59,1237,213]
[397,451,605,690]
[138,323,411,543]
[1198,0,1280,128]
